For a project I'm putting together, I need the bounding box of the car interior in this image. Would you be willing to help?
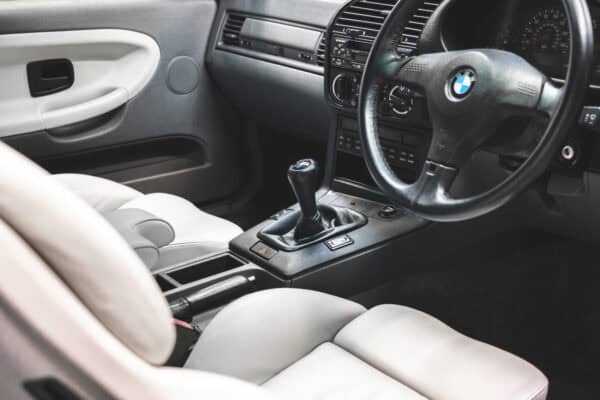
[1,0,600,399]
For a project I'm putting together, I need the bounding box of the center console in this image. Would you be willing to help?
[153,0,442,322]
[324,0,442,194]
[229,1,442,278]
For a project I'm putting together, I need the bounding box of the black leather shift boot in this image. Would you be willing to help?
[258,204,367,251]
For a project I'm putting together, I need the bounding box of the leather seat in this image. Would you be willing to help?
[54,174,243,269]
[186,289,549,400]
[0,143,548,400]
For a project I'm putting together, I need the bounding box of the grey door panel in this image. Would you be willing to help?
[0,0,243,205]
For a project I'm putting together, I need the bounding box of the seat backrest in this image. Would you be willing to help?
[0,142,277,399]
[0,142,175,365]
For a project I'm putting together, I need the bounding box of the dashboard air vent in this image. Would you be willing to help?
[397,1,442,52]
[332,0,398,42]
[222,13,246,46]
[316,35,327,66]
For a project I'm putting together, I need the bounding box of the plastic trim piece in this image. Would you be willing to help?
[216,11,326,75]
[0,29,160,137]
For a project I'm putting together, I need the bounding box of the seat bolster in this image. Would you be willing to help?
[109,225,160,269]
[185,289,366,384]
[334,305,548,400]
[120,193,243,248]
[54,174,143,212]
[102,209,177,269]
[103,208,175,248]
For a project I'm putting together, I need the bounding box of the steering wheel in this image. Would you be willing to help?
[358,0,594,222]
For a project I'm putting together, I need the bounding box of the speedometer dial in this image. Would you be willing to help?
[518,7,570,78]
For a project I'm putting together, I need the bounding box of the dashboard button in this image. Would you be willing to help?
[251,242,278,260]
[378,205,399,219]
[325,235,353,251]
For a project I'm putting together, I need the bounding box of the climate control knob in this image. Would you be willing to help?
[332,73,359,107]
[388,85,414,116]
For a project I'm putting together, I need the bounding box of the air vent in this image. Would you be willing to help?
[222,13,246,46]
[397,1,442,52]
[332,0,398,42]
[316,35,327,66]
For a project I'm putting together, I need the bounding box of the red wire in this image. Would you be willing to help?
[173,319,194,330]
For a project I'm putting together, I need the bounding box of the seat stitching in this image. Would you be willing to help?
[336,341,546,400]
[258,340,335,385]
[263,343,430,399]
[335,342,430,400]
[260,309,367,386]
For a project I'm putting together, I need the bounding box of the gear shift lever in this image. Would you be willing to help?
[287,159,324,239]
[258,158,367,250]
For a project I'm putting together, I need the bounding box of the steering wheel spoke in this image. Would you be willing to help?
[394,54,437,88]
[536,81,564,118]
[498,74,564,119]
[409,161,457,208]
[426,112,504,169]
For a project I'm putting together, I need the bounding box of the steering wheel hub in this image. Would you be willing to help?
[448,68,476,100]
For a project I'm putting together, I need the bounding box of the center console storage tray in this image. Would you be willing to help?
[152,252,284,320]
[166,253,244,285]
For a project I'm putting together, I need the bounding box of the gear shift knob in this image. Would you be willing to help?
[288,159,323,238]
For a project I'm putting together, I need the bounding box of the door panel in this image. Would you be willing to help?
[0,0,243,205]
[0,29,159,136]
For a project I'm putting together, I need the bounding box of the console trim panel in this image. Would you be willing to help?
[230,191,428,277]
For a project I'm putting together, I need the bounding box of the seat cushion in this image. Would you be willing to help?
[334,305,548,400]
[54,174,243,268]
[185,288,366,384]
[187,289,548,400]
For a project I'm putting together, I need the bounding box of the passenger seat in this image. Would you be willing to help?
[54,174,242,270]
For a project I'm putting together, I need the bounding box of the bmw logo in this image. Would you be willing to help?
[449,69,476,99]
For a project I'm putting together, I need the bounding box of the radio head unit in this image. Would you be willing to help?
[330,35,371,72]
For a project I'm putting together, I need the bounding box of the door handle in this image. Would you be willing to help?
[27,59,74,97]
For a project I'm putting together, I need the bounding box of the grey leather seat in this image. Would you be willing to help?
[186,289,549,400]
[0,143,547,400]
[54,173,242,269]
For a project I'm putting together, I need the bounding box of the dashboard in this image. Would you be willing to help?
[442,0,600,86]
[325,0,441,123]
[206,0,600,241]
[320,0,600,187]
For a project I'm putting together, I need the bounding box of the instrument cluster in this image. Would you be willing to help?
[442,0,600,87]
[511,3,600,85]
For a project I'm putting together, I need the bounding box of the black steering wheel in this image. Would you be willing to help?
[359,0,594,222]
